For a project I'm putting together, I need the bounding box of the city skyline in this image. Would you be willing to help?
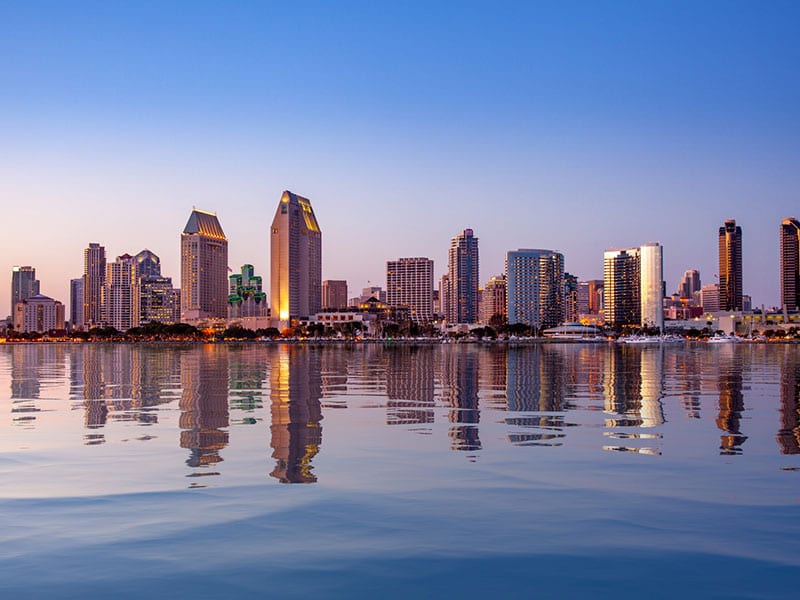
[2,2,799,316]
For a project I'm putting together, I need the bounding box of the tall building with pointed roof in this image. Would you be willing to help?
[181,209,228,321]
[270,190,322,324]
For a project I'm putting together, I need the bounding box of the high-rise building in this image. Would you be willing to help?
[697,284,720,312]
[479,274,506,324]
[640,242,664,331]
[718,219,743,311]
[135,249,161,278]
[105,254,138,331]
[69,278,83,329]
[386,257,434,323]
[322,280,348,310]
[678,269,701,300]
[446,228,479,324]
[228,264,268,319]
[181,209,228,321]
[13,294,65,333]
[11,266,40,315]
[83,243,106,327]
[780,217,800,311]
[563,273,579,324]
[139,277,180,325]
[577,279,603,315]
[270,190,322,324]
[506,249,564,330]
[438,274,449,319]
[604,247,640,328]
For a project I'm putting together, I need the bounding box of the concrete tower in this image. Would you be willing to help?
[270,190,322,325]
[181,209,228,321]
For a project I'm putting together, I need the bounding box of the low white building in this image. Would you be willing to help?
[13,294,65,333]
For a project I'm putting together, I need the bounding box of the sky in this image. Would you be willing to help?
[1,0,799,318]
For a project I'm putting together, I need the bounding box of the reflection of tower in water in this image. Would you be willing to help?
[10,345,65,427]
[269,346,323,483]
[386,346,434,426]
[180,346,230,467]
[778,346,800,454]
[603,346,664,455]
[716,346,747,455]
[441,347,481,451]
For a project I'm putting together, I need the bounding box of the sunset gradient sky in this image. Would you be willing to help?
[2,1,799,317]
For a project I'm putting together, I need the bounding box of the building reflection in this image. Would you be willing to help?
[601,345,664,454]
[778,346,800,454]
[386,346,434,426]
[10,345,54,426]
[441,347,480,452]
[179,346,230,467]
[69,345,181,443]
[668,345,702,419]
[227,345,267,421]
[269,346,323,483]
[716,346,747,455]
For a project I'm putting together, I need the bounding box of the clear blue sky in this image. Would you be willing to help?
[1,0,799,317]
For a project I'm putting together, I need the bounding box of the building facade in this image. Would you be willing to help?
[83,243,106,327]
[446,228,479,324]
[139,277,180,325]
[270,190,322,324]
[105,254,139,331]
[322,280,348,310]
[386,257,434,323]
[780,217,800,311]
[639,242,664,331]
[181,209,229,321]
[604,247,640,328]
[11,266,40,316]
[563,273,579,324]
[479,274,507,324]
[506,249,564,330]
[677,269,701,301]
[228,264,268,319]
[718,219,743,311]
[69,278,83,329]
[13,294,65,333]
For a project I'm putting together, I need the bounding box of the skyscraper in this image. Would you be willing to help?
[446,228,479,324]
[105,254,138,331]
[640,242,664,331]
[506,249,564,330]
[69,278,83,329]
[270,190,322,324]
[10,266,40,315]
[563,273,579,323]
[780,217,800,311]
[678,269,701,300]
[718,219,743,311]
[604,247,640,328]
[181,209,228,321]
[386,257,434,323]
[479,274,506,324]
[135,249,161,278]
[322,280,348,310]
[83,243,106,327]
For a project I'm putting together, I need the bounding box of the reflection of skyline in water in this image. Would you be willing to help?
[3,343,796,483]
[778,346,800,455]
[180,346,230,469]
[715,347,747,455]
[269,346,323,483]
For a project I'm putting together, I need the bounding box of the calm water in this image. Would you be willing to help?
[0,342,798,598]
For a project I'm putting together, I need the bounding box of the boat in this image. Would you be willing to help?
[708,333,741,343]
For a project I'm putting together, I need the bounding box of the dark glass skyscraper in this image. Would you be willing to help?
[718,219,743,312]
[10,266,40,314]
[780,217,800,311]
